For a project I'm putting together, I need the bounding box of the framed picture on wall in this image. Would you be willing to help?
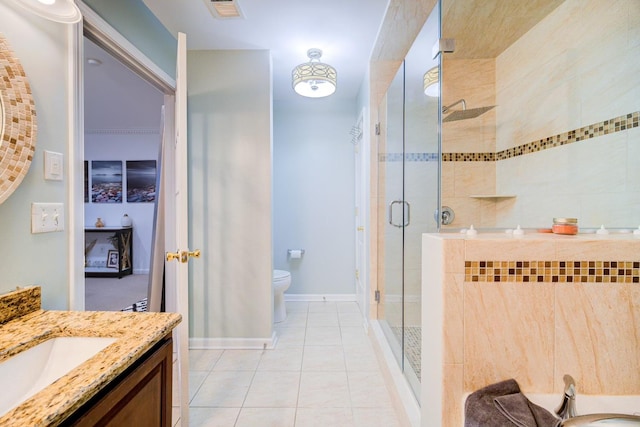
[126,160,157,202]
[91,160,123,203]
[107,250,119,269]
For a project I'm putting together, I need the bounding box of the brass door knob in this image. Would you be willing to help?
[166,251,181,262]
[167,249,201,263]
[166,250,188,263]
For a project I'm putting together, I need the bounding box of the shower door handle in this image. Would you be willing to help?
[389,200,401,227]
[388,200,410,228]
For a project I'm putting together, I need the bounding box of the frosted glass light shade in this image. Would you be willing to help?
[10,0,82,24]
[292,49,337,98]
[423,66,439,97]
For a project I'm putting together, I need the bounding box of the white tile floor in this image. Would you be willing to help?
[179,301,404,427]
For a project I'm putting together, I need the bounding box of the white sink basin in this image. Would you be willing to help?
[561,414,640,426]
[0,336,116,417]
[527,394,640,426]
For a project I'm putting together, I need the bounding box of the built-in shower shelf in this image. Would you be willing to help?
[469,194,516,200]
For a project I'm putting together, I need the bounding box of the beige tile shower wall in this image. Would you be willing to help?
[442,161,497,228]
[495,0,640,150]
[496,129,638,228]
[495,0,640,228]
[442,59,497,229]
[427,234,640,427]
[442,59,496,154]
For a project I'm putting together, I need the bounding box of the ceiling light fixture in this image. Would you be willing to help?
[10,0,82,24]
[292,48,337,98]
[423,66,439,97]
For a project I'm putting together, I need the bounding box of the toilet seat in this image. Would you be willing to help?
[272,270,291,323]
[273,269,291,284]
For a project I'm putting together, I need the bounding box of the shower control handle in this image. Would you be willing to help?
[388,200,410,228]
[434,206,455,225]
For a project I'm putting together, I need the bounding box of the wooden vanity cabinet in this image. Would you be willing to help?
[62,335,173,427]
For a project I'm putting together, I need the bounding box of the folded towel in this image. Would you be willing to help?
[465,379,522,427]
[527,400,561,427]
[494,393,537,427]
[464,379,560,427]
[494,393,560,427]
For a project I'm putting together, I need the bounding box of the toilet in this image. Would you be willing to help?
[273,270,291,323]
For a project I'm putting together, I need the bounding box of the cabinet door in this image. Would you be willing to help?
[64,336,172,427]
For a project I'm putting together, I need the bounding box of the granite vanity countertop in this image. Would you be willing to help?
[0,309,181,426]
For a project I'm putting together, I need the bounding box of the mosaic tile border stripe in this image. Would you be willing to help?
[0,35,37,205]
[442,152,494,162]
[464,261,640,283]
[443,111,639,162]
[378,152,439,162]
[86,129,160,135]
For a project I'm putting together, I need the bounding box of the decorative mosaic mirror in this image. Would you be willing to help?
[0,34,37,205]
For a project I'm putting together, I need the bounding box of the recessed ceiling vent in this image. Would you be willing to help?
[203,0,244,19]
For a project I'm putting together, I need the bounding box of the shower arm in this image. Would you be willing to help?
[442,99,466,114]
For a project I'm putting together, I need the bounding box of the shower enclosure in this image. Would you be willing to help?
[376,4,441,400]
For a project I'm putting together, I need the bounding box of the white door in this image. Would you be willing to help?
[164,32,196,427]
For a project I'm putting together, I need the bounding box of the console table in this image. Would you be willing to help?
[85,227,133,278]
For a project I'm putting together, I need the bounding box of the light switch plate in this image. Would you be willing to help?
[44,150,63,181]
[31,203,65,233]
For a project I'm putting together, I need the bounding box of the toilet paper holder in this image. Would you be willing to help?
[287,249,305,258]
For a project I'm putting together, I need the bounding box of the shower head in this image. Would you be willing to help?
[442,99,466,114]
[442,105,495,123]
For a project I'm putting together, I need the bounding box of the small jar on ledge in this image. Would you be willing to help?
[120,213,132,227]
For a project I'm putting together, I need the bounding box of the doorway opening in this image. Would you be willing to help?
[82,36,165,311]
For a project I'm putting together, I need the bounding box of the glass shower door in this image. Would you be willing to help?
[377,1,441,401]
[378,61,406,375]
[402,19,442,394]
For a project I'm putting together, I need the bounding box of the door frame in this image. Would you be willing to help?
[69,1,186,421]
[69,1,177,312]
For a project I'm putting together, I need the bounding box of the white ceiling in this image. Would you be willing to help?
[141,0,390,104]
[84,38,164,130]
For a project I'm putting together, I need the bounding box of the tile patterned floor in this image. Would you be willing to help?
[180,301,404,427]
[391,326,422,381]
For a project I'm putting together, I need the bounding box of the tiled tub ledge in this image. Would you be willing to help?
[0,286,181,426]
[421,233,640,427]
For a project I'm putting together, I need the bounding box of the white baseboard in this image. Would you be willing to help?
[284,293,356,302]
[133,268,150,275]
[189,331,278,350]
